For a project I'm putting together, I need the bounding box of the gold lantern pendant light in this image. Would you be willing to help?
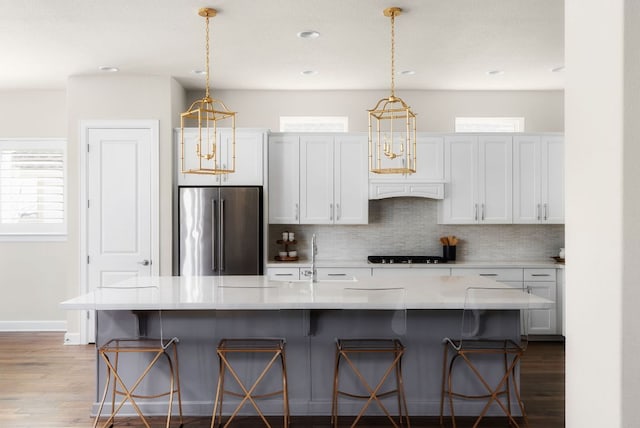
[368,7,417,174]
[180,8,236,175]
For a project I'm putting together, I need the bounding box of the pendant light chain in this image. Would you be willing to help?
[205,15,211,100]
[390,11,396,98]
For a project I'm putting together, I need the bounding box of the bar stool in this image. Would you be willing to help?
[93,285,183,428]
[440,286,531,428]
[212,338,289,428]
[331,287,410,428]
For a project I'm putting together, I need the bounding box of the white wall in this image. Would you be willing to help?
[565,1,640,426]
[0,90,69,331]
[187,89,564,132]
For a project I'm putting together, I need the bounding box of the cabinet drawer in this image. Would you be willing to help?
[315,268,371,281]
[523,268,556,281]
[451,268,523,282]
[372,267,451,278]
[267,268,300,281]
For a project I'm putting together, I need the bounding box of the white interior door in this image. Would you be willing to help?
[82,121,159,343]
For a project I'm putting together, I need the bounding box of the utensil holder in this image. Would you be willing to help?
[443,245,457,261]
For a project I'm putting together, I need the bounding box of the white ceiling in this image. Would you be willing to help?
[0,0,564,91]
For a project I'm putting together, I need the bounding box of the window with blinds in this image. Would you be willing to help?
[455,117,525,133]
[0,139,67,238]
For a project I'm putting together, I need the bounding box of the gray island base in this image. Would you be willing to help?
[95,307,522,418]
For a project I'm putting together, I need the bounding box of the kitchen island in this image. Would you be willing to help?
[61,275,549,418]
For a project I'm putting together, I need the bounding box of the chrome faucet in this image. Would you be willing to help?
[303,233,318,282]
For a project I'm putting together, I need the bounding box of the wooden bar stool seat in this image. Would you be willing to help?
[212,338,289,428]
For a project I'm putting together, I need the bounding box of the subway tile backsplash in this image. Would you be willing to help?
[268,198,564,262]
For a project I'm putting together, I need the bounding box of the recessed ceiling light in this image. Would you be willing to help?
[297,30,320,39]
[98,66,119,72]
[550,66,565,73]
[399,70,416,76]
[192,70,206,76]
[486,69,504,76]
[301,70,318,76]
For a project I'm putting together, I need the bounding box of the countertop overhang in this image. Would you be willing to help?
[60,275,552,311]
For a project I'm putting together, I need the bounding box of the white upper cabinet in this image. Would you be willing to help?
[300,135,334,224]
[176,128,266,186]
[268,134,300,224]
[269,133,368,225]
[333,135,369,224]
[369,135,445,199]
[513,135,564,224]
[439,135,512,224]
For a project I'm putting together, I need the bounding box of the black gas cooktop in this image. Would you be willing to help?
[367,255,448,264]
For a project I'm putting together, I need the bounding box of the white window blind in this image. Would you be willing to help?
[455,117,525,133]
[0,139,67,238]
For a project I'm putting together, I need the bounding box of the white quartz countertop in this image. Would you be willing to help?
[60,275,551,311]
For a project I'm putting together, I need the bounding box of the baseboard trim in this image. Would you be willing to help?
[0,320,66,332]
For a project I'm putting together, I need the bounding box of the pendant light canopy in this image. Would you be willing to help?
[368,7,417,175]
[180,7,236,175]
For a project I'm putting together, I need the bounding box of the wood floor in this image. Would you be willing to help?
[0,332,564,427]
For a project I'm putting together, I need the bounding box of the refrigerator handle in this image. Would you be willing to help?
[220,198,225,272]
[212,199,218,272]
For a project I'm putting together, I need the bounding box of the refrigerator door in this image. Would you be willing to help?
[179,187,218,275]
[219,187,263,275]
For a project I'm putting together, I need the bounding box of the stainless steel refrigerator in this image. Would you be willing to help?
[178,186,263,275]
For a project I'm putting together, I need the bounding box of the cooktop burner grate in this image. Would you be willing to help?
[367,255,448,264]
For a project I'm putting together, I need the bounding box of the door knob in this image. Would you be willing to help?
[138,260,150,266]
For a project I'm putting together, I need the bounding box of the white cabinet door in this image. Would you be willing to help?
[411,136,445,182]
[478,136,512,223]
[268,135,300,224]
[334,135,368,224]
[300,135,334,224]
[219,129,265,185]
[439,136,512,224]
[525,281,558,335]
[513,136,542,223]
[440,136,478,224]
[524,268,557,335]
[514,135,564,224]
[541,136,564,224]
